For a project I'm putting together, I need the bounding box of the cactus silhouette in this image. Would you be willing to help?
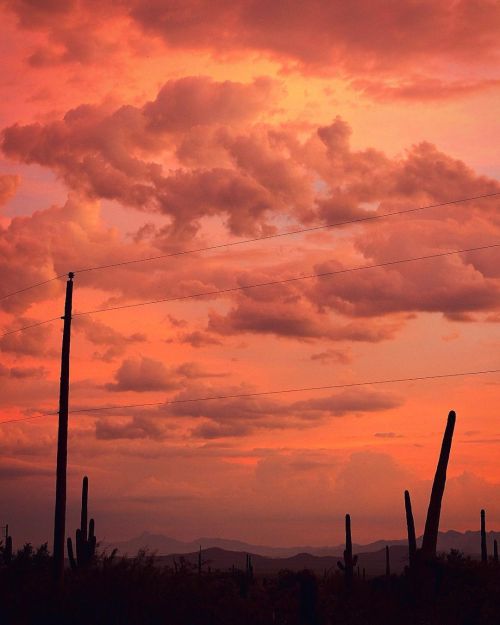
[246,553,253,580]
[385,545,391,578]
[421,410,456,559]
[480,509,487,563]
[404,490,417,568]
[67,476,96,569]
[2,525,12,565]
[337,514,357,586]
[494,539,498,563]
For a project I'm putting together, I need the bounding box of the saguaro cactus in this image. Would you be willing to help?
[337,514,357,585]
[404,490,417,568]
[2,525,12,565]
[385,545,391,578]
[246,553,253,580]
[481,509,487,563]
[421,411,456,559]
[494,539,498,563]
[67,476,96,569]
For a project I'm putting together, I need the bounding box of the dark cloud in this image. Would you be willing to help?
[128,0,500,77]
[310,348,352,365]
[105,357,181,392]
[208,295,405,342]
[178,330,223,348]
[95,415,170,440]
[374,432,403,439]
[0,364,47,379]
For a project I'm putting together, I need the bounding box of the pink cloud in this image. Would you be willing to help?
[0,174,20,206]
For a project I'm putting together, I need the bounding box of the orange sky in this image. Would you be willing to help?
[1,0,500,548]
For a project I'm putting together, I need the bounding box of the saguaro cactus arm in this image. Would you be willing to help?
[404,490,417,567]
[67,537,77,570]
[480,509,487,563]
[421,410,456,559]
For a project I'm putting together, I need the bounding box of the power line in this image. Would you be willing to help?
[71,241,500,318]
[2,240,500,337]
[72,192,500,273]
[0,276,64,301]
[1,191,499,302]
[0,316,62,338]
[1,367,499,426]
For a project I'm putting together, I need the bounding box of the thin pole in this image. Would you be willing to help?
[52,272,74,582]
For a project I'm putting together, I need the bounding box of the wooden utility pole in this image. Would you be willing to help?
[52,272,74,582]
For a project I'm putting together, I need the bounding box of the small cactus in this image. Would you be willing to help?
[246,553,253,580]
[67,476,96,569]
[337,514,357,586]
[404,490,417,568]
[480,509,487,563]
[2,525,12,565]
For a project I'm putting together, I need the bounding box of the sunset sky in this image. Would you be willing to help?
[1,0,500,549]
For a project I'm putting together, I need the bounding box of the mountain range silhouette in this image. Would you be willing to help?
[104,529,500,575]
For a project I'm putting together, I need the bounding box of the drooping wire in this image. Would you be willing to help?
[1,190,499,302]
[1,367,499,425]
[71,242,500,318]
[2,241,500,337]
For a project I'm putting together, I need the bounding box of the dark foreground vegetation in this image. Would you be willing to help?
[1,543,500,625]
[2,412,497,624]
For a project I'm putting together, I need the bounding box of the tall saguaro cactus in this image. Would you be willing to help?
[67,476,96,569]
[480,509,487,563]
[494,539,498,563]
[421,410,456,559]
[338,514,357,586]
[385,546,391,578]
[404,490,417,568]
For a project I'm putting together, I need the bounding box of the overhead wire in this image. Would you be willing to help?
[2,240,500,337]
[1,367,499,426]
[0,316,62,338]
[72,241,500,317]
[1,190,499,302]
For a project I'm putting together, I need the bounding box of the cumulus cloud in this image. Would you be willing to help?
[164,384,403,440]
[105,356,228,393]
[73,316,146,361]
[95,415,171,440]
[0,174,20,206]
[105,357,181,392]
[144,76,277,131]
[0,317,56,357]
[128,0,500,77]
[208,295,405,342]
[2,102,500,346]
